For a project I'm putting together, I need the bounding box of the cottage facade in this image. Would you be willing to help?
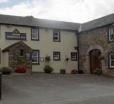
[0,15,79,73]
[0,14,114,75]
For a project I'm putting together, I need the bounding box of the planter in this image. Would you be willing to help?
[15,66,27,73]
[43,65,54,73]
[71,69,78,74]
[60,69,66,74]
[78,70,84,74]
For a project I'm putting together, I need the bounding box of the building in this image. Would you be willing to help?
[0,13,114,76]
[79,14,114,76]
[0,14,79,73]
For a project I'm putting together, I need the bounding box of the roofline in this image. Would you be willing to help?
[0,13,114,32]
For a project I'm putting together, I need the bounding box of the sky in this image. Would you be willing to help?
[0,0,113,23]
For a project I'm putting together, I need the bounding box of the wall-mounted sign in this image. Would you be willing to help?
[5,29,26,40]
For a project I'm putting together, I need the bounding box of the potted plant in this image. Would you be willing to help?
[94,68,102,75]
[78,70,84,74]
[16,56,27,73]
[60,69,66,74]
[0,67,12,75]
[43,65,54,73]
[45,56,51,62]
[71,69,78,74]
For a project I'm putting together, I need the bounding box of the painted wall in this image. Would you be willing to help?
[0,25,78,73]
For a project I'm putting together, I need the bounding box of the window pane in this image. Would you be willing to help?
[111,61,114,66]
[31,28,39,40]
[32,57,38,63]
[53,52,60,61]
[32,51,38,56]
[111,54,114,59]
[110,27,114,35]
[53,30,60,42]
[32,50,39,64]
[71,52,77,61]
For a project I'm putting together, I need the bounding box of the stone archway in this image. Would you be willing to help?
[84,45,105,74]
[2,41,32,73]
[89,49,102,74]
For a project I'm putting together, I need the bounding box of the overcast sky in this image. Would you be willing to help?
[0,0,113,23]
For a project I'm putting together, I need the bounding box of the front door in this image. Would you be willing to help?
[89,49,102,74]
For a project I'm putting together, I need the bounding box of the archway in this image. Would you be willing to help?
[89,49,102,74]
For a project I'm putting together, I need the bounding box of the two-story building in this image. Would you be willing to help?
[1,13,114,76]
[79,14,114,76]
[0,14,79,73]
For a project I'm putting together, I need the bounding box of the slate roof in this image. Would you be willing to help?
[0,13,114,32]
[0,14,80,31]
[81,13,114,32]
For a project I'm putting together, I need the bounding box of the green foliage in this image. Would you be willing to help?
[60,69,66,74]
[94,68,102,75]
[45,56,51,62]
[71,69,78,74]
[78,70,84,74]
[17,56,27,66]
[0,67,12,75]
[43,65,54,73]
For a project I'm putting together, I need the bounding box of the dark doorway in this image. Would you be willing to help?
[89,49,102,74]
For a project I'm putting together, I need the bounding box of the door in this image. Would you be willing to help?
[89,49,102,74]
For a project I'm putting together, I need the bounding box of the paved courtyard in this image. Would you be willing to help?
[1,73,114,104]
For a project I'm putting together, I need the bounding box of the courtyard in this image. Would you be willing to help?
[1,73,114,104]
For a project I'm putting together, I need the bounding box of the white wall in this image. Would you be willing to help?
[0,25,78,73]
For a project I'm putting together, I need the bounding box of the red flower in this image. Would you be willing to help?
[15,66,27,73]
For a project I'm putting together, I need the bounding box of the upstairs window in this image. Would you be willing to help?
[53,51,61,61]
[31,28,39,40]
[53,30,60,42]
[71,52,77,61]
[109,26,114,41]
[109,53,114,68]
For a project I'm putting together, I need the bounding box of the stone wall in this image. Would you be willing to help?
[79,26,114,76]
[8,42,32,72]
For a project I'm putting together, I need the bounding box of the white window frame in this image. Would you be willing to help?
[53,30,60,42]
[71,52,77,61]
[32,50,39,64]
[109,26,114,41]
[53,51,60,61]
[31,28,39,40]
[109,53,114,68]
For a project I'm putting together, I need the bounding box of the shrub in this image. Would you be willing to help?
[0,67,12,75]
[45,56,51,62]
[44,65,53,73]
[15,66,27,73]
[71,69,78,74]
[94,68,102,75]
[78,70,84,74]
[60,69,66,74]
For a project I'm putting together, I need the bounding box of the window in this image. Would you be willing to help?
[32,50,40,64]
[53,51,60,61]
[20,49,24,56]
[71,52,77,61]
[31,28,39,40]
[109,53,114,68]
[53,30,60,42]
[109,26,114,41]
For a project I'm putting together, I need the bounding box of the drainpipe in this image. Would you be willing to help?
[75,30,80,72]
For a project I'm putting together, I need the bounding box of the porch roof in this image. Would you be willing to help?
[2,41,32,52]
